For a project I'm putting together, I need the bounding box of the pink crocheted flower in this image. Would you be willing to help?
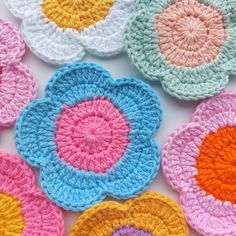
[0,18,36,127]
[0,151,64,235]
[162,90,236,236]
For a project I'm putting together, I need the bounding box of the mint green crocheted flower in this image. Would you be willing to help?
[125,0,236,100]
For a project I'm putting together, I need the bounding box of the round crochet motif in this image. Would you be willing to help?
[157,0,226,68]
[125,0,236,100]
[15,63,162,211]
[0,152,64,235]
[55,97,130,173]
[5,0,135,64]
[70,192,188,236]
[0,18,36,127]
[162,90,236,236]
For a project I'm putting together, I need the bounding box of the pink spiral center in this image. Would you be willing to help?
[156,0,226,68]
[54,97,130,173]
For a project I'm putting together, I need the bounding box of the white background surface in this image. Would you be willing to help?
[1,2,236,235]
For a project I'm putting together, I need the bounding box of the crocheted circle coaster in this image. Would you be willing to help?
[70,192,188,236]
[15,62,162,211]
[125,0,236,100]
[0,18,36,127]
[0,152,64,235]
[5,0,135,65]
[162,90,236,236]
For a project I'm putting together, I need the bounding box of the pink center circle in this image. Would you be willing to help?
[54,97,130,173]
[156,0,226,68]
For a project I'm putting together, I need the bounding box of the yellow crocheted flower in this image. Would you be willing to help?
[70,192,188,236]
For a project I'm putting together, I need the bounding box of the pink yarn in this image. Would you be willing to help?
[0,152,64,235]
[162,91,236,236]
[54,96,130,173]
[0,18,36,127]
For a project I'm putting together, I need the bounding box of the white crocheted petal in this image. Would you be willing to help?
[21,12,85,65]
[78,0,135,56]
[4,0,42,19]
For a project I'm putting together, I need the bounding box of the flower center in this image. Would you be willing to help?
[0,193,25,235]
[54,97,130,173]
[42,0,115,31]
[195,127,236,203]
[112,226,152,236]
[156,0,226,68]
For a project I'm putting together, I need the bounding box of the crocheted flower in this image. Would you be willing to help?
[0,18,36,127]
[125,0,236,100]
[0,151,64,235]
[15,63,162,211]
[70,192,188,236]
[162,90,236,236]
[5,0,135,65]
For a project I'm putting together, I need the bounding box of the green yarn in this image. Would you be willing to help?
[125,0,236,100]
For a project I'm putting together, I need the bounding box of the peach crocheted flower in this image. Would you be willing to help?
[162,90,236,235]
[5,0,135,64]
[125,0,236,100]
[70,192,188,236]
[0,18,36,127]
[0,152,64,235]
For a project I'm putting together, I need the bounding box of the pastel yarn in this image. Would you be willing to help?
[15,62,162,211]
[70,192,188,236]
[162,90,236,235]
[4,0,135,65]
[125,0,236,100]
[0,151,64,235]
[0,18,36,127]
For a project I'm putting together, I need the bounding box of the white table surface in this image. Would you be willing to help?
[1,2,236,235]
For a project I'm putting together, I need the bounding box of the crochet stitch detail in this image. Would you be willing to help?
[124,0,236,100]
[0,18,36,127]
[162,90,236,236]
[70,192,188,236]
[5,0,135,64]
[0,152,64,235]
[14,63,162,211]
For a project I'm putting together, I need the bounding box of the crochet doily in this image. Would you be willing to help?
[0,18,36,127]
[15,62,162,211]
[70,192,188,236]
[0,152,64,235]
[5,0,135,65]
[125,0,236,100]
[162,90,236,236]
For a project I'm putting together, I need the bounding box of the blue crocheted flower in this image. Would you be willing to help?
[15,63,162,211]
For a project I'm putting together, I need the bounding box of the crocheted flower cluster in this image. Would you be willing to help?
[125,0,236,100]
[162,91,236,236]
[0,18,36,127]
[70,192,188,236]
[0,152,64,235]
[5,0,135,64]
[15,63,162,211]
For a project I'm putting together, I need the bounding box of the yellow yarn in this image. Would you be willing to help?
[41,0,115,31]
[0,193,25,235]
[70,192,188,236]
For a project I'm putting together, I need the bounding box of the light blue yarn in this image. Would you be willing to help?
[15,63,162,211]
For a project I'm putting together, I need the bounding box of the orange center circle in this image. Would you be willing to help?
[0,193,25,235]
[41,0,115,31]
[156,0,226,68]
[195,127,236,203]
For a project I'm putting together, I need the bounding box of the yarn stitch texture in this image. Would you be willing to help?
[125,0,236,100]
[70,192,188,236]
[0,152,64,235]
[0,18,36,127]
[4,0,135,65]
[162,90,236,236]
[15,62,162,211]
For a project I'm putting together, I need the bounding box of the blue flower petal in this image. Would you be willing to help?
[15,99,62,168]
